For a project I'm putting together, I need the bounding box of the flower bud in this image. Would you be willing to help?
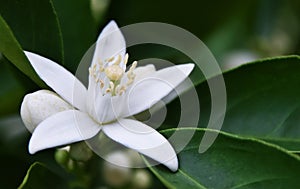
[126,149,144,167]
[55,148,69,167]
[103,151,132,187]
[69,142,93,162]
[132,170,152,189]
[20,90,72,132]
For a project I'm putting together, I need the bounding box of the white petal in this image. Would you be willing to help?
[86,76,121,123]
[29,110,101,154]
[121,63,194,117]
[20,90,72,133]
[162,74,195,105]
[133,64,156,82]
[91,20,126,68]
[102,119,178,171]
[119,64,156,87]
[24,51,87,111]
[87,21,126,119]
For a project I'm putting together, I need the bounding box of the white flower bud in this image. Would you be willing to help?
[20,90,72,132]
[69,142,93,162]
[132,170,152,189]
[103,151,132,187]
[126,149,144,167]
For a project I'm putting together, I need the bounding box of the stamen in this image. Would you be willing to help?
[99,80,104,88]
[126,61,138,86]
[98,60,104,72]
[124,53,129,65]
[127,78,134,86]
[109,81,115,90]
[106,56,115,62]
[113,55,122,65]
[119,86,126,95]
[131,61,138,70]
[90,53,138,96]
[115,85,121,94]
[100,66,104,72]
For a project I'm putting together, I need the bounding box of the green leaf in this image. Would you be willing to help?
[195,55,300,151]
[148,128,300,189]
[0,0,64,64]
[0,16,45,87]
[18,162,67,189]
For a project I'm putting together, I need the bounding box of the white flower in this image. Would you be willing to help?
[20,21,194,172]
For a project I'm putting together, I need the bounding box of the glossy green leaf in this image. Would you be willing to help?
[0,0,64,64]
[195,55,300,151]
[0,16,45,87]
[148,128,300,188]
[18,162,67,189]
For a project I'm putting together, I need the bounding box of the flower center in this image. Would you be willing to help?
[105,65,123,81]
[89,53,137,96]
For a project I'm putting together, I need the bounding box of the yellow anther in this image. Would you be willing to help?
[113,55,122,65]
[109,81,115,90]
[124,53,129,65]
[125,61,137,86]
[131,61,137,68]
[106,56,115,62]
[105,65,124,81]
[119,86,126,95]
[99,80,104,88]
[127,78,134,86]
[90,53,138,96]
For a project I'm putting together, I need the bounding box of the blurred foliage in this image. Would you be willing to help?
[107,0,300,63]
[0,61,25,116]
[0,115,63,188]
[51,0,108,72]
[0,0,300,188]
